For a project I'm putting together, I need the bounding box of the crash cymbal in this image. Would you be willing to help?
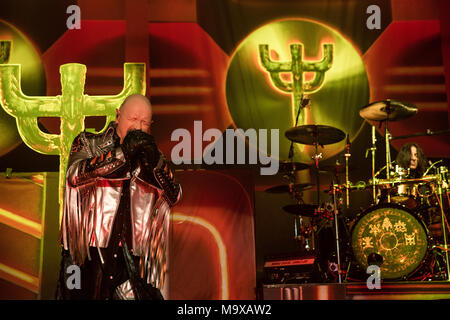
[265,183,314,194]
[279,160,310,171]
[282,204,318,216]
[359,100,418,122]
[285,125,346,145]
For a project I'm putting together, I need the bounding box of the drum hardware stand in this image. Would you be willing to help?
[331,177,342,283]
[344,134,351,208]
[312,141,323,207]
[383,120,393,203]
[430,246,448,280]
[424,160,443,176]
[343,260,351,282]
[294,215,313,251]
[435,171,450,281]
[365,125,377,203]
[286,94,314,252]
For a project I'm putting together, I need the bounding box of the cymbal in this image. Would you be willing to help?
[285,125,346,145]
[279,161,310,171]
[322,181,372,193]
[283,204,318,216]
[359,100,418,122]
[265,183,314,194]
[375,175,438,186]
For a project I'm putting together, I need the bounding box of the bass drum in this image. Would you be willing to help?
[351,203,430,280]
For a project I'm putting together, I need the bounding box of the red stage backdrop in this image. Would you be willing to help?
[169,170,255,300]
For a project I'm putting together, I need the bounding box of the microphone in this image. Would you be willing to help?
[288,143,294,159]
[303,95,310,107]
[288,95,309,160]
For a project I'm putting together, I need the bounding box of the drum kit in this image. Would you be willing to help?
[267,98,450,283]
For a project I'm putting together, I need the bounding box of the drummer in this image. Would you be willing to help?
[395,142,427,178]
[394,143,444,236]
[378,142,428,210]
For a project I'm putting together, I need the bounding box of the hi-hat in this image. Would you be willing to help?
[265,183,314,194]
[279,160,310,172]
[285,125,346,145]
[282,204,318,216]
[359,100,418,122]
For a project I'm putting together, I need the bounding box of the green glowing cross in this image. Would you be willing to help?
[259,43,333,123]
[0,62,146,220]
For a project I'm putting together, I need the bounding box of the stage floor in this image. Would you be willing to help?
[262,281,450,300]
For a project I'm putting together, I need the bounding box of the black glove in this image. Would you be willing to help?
[138,142,160,182]
[139,142,160,168]
[121,130,156,170]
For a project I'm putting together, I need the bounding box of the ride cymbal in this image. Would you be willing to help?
[359,100,418,122]
[285,125,346,145]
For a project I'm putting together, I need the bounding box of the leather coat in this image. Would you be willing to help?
[60,122,181,290]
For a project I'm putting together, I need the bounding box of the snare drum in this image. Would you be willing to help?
[390,182,420,210]
[383,176,437,210]
[351,203,431,280]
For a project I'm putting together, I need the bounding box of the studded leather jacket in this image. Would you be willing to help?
[60,122,181,289]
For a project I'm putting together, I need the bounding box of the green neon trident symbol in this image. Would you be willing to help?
[259,43,333,123]
[0,62,145,220]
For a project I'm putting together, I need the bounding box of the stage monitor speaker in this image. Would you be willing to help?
[263,254,317,284]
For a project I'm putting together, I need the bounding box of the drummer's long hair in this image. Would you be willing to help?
[396,143,427,177]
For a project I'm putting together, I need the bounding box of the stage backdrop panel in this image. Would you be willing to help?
[0,172,60,300]
[169,169,255,300]
[0,170,255,300]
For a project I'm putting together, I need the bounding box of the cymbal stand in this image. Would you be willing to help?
[344,134,351,208]
[312,139,322,207]
[384,118,393,203]
[366,125,377,203]
[331,176,342,283]
[287,94,309,252]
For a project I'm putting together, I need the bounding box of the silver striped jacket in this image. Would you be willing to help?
[60,122,181,290]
